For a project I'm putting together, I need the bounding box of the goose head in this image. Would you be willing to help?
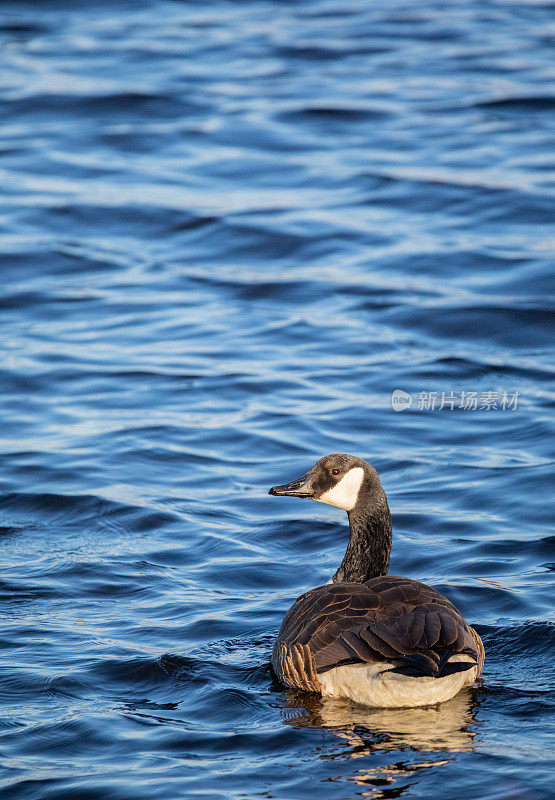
[269,454,383,513]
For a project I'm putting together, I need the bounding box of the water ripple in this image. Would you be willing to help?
[0,1,553,799]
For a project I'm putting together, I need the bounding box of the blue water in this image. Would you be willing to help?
[1,1,554,798]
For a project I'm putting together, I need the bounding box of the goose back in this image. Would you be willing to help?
[272,575,483,693]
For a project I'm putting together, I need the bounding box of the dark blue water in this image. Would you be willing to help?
[1,1,554,798]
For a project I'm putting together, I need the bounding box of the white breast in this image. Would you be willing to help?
[317,467,364,511]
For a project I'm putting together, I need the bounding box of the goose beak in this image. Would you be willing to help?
[269,472,314,498]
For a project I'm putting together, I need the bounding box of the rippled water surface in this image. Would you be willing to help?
[1,1,554,798]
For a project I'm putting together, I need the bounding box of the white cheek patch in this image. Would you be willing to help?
[316,467,364,511]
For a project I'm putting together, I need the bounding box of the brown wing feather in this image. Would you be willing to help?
[272,577,482,691]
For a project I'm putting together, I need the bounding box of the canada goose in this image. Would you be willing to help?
[269,454,484,708]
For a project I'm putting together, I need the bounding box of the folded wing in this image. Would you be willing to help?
[272,576,482,690]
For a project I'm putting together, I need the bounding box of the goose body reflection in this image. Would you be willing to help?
[279,687,478,797]
[280,686,477,753]
[269,454,484,708]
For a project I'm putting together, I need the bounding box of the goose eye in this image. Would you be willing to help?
[331,468,341,476]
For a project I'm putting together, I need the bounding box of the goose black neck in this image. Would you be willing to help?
[331,499,392,583]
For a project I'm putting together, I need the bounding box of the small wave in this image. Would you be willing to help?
[278,105,389,123]
[475,95,555,111]
[481,621,555,659]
